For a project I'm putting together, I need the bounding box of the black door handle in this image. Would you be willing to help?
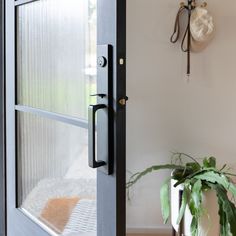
[88,104,106,168]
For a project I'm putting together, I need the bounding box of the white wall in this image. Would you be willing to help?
[126,0,236,233]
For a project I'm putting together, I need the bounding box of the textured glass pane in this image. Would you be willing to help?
[17,0,97,119]
[17,112,96,235]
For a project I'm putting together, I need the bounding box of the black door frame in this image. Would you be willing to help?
[3,0,126,235]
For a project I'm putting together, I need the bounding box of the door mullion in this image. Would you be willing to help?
[15,0,40,7]
[15,105,88,129]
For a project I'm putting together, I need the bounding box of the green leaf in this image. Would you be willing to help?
[126,164,184,189]
[160,179,170,224]
[220,196,236,235]
[173,169,209,188]
[190,216,198,236]
[191,179,202,211]
[194,171,236,197]
[186,162,201,172]
[172,167,193,181]
[209,183,236,236]
[173,162,201,182]
[188,180,203,218]
[177,187,188,224]
[218,196,229,236]
[203,157,216,168]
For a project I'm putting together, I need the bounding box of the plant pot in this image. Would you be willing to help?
[171,179,220,235]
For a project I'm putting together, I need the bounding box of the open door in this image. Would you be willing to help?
[5,0,126,235]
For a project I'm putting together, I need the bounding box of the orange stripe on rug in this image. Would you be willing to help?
[39,197,80,234]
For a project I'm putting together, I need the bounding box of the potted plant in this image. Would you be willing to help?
[127,153,236,236]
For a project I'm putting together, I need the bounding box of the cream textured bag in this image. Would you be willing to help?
[190,6,214,52]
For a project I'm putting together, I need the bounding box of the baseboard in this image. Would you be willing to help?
[126,226,172,234]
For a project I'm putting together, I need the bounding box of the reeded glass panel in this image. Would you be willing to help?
[16,0,98,234]
[17,0,97,119]
[17,112,96,235]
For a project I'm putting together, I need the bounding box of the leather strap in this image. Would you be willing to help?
[187,8,191,76]
[170,6,186,44]
[170,5,193,75]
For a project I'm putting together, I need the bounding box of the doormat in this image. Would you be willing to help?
[39,197,80,234]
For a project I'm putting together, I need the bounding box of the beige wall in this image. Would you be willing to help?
[126,0,236,233]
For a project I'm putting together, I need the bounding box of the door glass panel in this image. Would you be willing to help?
[16,0,97,119]
[16,0,98,234]
[17,111,97,235]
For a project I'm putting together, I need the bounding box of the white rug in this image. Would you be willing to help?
[63,199,96,235]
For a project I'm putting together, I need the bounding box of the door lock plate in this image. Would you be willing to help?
[95,44,113,175]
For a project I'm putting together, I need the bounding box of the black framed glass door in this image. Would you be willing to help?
[5,0,126,235]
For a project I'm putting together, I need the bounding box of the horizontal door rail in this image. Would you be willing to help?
[15,105,88,129]
[15,0,39,7]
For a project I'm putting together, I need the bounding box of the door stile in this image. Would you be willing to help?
[0,0,6,235]
[97,0,126,235]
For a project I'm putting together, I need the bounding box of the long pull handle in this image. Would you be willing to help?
[88,104,106,168]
